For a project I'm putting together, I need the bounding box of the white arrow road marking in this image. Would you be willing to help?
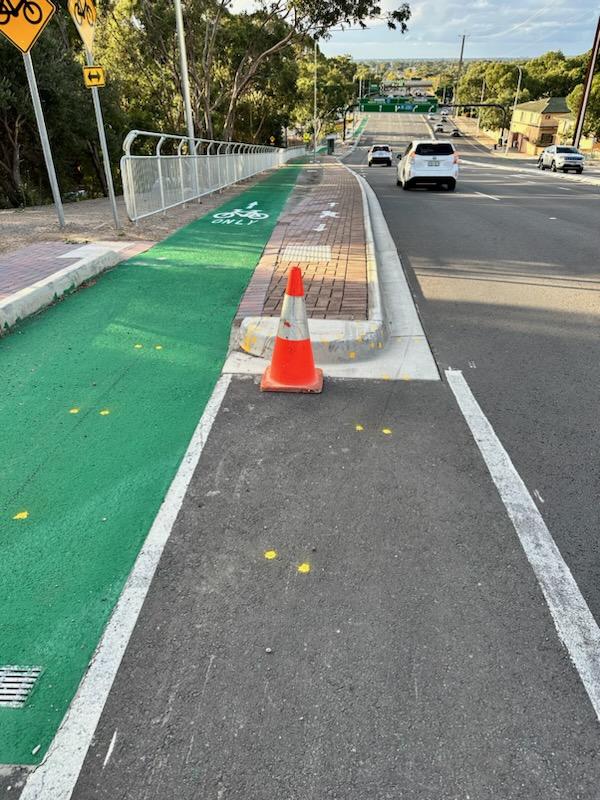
[320,210,339,218]
[246,201,258,208]
[328,202,338,207]
[314,224,326,232]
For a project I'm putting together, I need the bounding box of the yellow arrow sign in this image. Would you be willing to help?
[83,65,105,88]
[0,0,57,54]
[68,0,97,53]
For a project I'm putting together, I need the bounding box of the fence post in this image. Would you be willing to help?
[156,136,167,214]
[177,139,186,205]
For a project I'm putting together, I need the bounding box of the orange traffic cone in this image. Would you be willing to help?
[260,266,323,393]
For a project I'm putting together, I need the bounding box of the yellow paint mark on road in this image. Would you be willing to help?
[134,343,143,349]
[154,344,163,350]
[382,428,392,435]
[355,424,364,431]
[401,373,412,381]
[99,409,111,416]
[13,511,29,520]
[297,562,311,574]
[69,408,80,414]
[381,374,391,381]
[264,550,278,560]
[348,351,356,359]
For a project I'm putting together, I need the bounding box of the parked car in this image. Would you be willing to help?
[396,140,459,191]
[451,128,461,137]
[434,123,445,133]
[537,145,584,173]
[368,144,393,167]
[427,114,436,121]
[441,109,450,117]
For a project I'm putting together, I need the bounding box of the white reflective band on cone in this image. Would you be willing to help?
[277,294,310,341]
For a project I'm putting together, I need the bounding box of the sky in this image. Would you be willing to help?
[321,0,599,60]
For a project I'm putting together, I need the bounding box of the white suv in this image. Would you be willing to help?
[397,140,459,191]
[538,145,584,174]
[368,144,393,167]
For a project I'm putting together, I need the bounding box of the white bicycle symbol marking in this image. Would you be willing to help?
[213,208,269,220]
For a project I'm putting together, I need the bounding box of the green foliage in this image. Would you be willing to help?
[568,75,600,137]
[0,8,111,207]
[0,0,411,207]
[293,49,357,136]
[456,51,589,131]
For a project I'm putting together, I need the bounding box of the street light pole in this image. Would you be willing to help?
[505,65,523,154]
[313,38,318,163]
[174,0,195,147]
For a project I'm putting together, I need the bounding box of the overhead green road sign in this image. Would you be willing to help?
[360,100,438,113]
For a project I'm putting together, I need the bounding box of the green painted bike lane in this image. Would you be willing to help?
[0,164,301,765]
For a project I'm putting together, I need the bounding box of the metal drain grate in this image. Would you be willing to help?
[0,666,42,708]
[282,245,332,262]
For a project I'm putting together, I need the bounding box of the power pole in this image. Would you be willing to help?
[477,78,486,132]
[454,34,467,107]
[573,15,600,149]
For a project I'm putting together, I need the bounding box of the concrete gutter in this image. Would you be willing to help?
[0,241,149,333]
[236,162,387,365]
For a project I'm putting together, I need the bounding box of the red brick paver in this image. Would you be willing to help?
[0,241,153,302]
[236,157,368,321]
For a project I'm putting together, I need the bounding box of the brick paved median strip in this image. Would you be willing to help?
[0,164,300,766]
[236,158,368,321]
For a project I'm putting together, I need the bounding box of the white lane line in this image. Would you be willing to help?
[20,374,232,800]
[475,190,501,201]
[447,369,600,724]
[533,489,545,504]
[461,158,600,189]
[557,186,573,191]
[102,730,117,770]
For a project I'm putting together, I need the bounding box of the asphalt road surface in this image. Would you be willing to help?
[5,116,600,799]
[346,113,600,625]
[48,380,600,799]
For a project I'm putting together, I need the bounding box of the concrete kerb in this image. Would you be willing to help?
[236,160,388,365]
[0,242,148,333]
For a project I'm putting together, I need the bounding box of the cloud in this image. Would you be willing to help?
[320,0,599,58]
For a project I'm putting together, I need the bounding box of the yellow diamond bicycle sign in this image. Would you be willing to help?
[68,0,97,53]
[0,0,57,54]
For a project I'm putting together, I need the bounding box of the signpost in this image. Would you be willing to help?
[68,0,121,230]
[0,0,65,227]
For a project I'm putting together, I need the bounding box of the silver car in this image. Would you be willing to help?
[538,145,584,174]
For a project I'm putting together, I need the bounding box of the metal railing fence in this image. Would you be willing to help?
[120,130,306,222]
